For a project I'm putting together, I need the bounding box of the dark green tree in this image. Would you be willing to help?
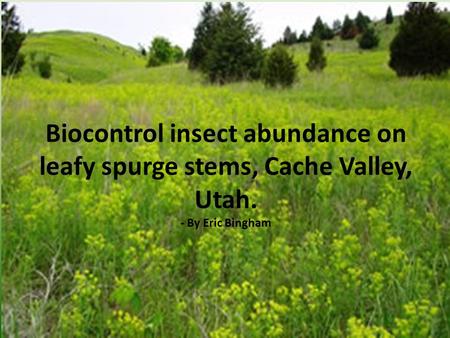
[340,15,358,40]
[298,30,309,43]
[188,2,216,70]
[306,37,326,72]
[2,2,26,75]
[358,27,379,49]
[389,2,450,76]
[310,16,334,40]
[355,11,371,33]
[202,2,264,83]
[386,6,394,24]
[332,19,342,34]
[263,44,297,88]
[283,26,297,45]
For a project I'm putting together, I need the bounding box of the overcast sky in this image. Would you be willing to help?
[13,2,421,50]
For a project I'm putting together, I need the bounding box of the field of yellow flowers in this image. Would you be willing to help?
[2,50,450,337]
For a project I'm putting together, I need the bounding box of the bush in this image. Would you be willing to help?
[37,56,52,79]
[306,37,326,72]
[263,45,297,88]
[389,2,450,77]
[358,27,379,49]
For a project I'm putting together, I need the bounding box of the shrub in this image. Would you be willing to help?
[37,56,52,79]
[358,27,379,50]
[389,2,450,77]
[263,45,297,88]
[306,37,326,72]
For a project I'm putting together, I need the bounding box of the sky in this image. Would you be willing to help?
[13,2,418,50]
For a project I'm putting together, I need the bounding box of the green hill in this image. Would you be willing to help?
[21,30,146,83]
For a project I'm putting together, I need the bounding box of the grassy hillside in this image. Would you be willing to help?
[21,30,146,82]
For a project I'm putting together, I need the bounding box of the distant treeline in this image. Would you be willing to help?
[2,2,450,84]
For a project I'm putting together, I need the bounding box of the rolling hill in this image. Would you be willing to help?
[18,16,407,84]
[20,30,145,83]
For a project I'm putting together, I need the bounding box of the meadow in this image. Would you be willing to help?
[2,28,450,337]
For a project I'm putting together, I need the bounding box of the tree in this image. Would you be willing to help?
[147,37,173,67]
[306,37,326,72]
[188,2,216,70]
[263,45,297,88]
[389,2,450,76]
[282,26,297,45]
[386,6,394,24]
[2,2,26,75]
[196,2,264,84]
[172,45,184,63]
[138,43,147,57]
[332,20,342,34]
[298,30,309,43]
[355,11,371,33]
[310,16,334,40]
[340,15,358,40]
[358,27,379,49]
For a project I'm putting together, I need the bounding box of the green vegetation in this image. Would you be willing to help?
[386,6,394,24]
[2,3,450,337]
[147,37,184,68]
[20,31,145,82]
[389,3,450,77]
[37,55,52,79]
[306,37,326,72]
[188,2,264,84]
[358,27,380,50]
[1,2,26,75]
[263,45,297,88]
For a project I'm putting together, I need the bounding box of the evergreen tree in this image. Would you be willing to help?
[263,44,297,88]
[340,15,358,39]
[311,16,334,40]
[311,16,325,38]
[2,2,26,75]
[332,19,342,34]
[306,37,326,72]
[389,2,450,76]
[386,6,394,24]
[355,11,371,33]
[298,30,309,43]
[201,2,264,84]
[358,27,379,49]
[283,26,297,45]
[188,2,216,70]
